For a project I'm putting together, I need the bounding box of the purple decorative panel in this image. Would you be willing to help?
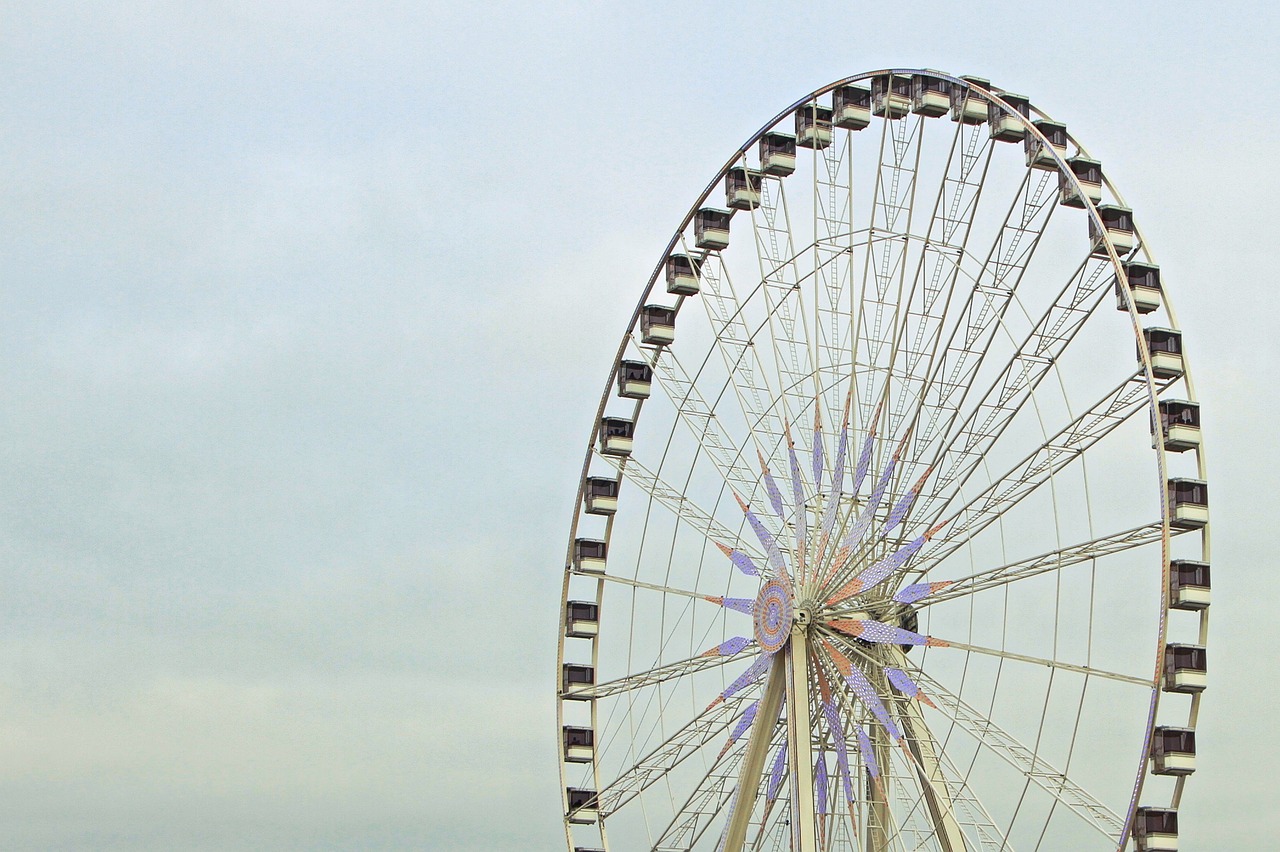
[736,493,789,579]
[856,724,879,778]
[715,542,761,577]
[705,596,755,615]
[893,580,951,605]
[701,635,752,657]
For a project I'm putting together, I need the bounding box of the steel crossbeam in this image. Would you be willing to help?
[595,452,765,564]
[566,645,756,701]
[914,369,1172,577]
[908,668,1124,840]
[598,693,755,816]
[920,521,1186,606]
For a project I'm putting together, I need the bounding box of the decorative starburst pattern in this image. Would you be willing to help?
[706,395,958,826]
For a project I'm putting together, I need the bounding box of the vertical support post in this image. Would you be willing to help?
[887,649,968,851]
[720,653,787,852]
[786,631,818,852]
[895,693,968,851]
[866,721,892,851]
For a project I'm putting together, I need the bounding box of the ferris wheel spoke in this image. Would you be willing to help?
[905,251,1118,529]
[903,165,1060,464]
[852,114,926,433]
[747,171,821,442]
[642,346,771,499]
[893,711,1010,852]
[883,117,994,444]
[904,667,1125,840]
[589,570,737,605]
[679,241,789,462]
[566,645,758,701]
[812,136,856,421]
[917,521,1185,606]
[651,744,748,850]
[936,639,1154,688]
[909,367,1172,580]
[596,693,756,817]
[594,452,766,565]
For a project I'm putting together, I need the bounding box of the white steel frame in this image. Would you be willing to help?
[556,69,1209,852]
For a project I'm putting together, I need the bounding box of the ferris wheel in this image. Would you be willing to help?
[556,69,1210,852]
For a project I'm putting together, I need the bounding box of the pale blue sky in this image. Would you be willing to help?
[0,3,1274,849]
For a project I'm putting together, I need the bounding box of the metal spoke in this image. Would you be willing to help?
[883,117,994,444]
[910,368,1176,580]
[597,693,756,816]
[918,522,1189,606]
[747,171,818,442]
[905,667,1125,840]
[852,113,926,433]
[589,570,726,603]
[679,237,788,463]
[936,639,1154,688]
[595,451,765,563]
[653,701,787,851]
[643,345,767,500]
[906,167,1060,460]
[905,250,1110,528]
[566,645,758,701]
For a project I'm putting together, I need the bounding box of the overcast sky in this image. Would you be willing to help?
[1,3,1275,850]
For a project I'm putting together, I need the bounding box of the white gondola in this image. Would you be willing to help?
[1134,807,1179,852]
[911,73,952,117]
[1118,260,1162,314]
[759,131,797,175]
[988,91,1030,142]
[566,787,599,824]
[1061,156,1103,208]
[565,600,599,639]
[1155,399,1200,452]
[598,416,634,456]
[832,84,871,129]
[950,75,990,124]
[1169,559,1211,610]
[871,74,912,119]
[1140,327,1183,379]
[562,664,595,699]
[1025,118,1067,170]
[725,166,763,210]
[563,725,595,763]
[694,207,731,250]
[1090,204,1136,256]
[572,537,607,573]
[1167,478,1208,529]
[795,102,833,149]
[665,253,702,296]
[1164,643,1207,694]
[583,476,619,515]
[641,304,676,345]
[1152,726,1196,776]
[616,360,652,400]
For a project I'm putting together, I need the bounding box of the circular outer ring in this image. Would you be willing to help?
[555,68,1210,851]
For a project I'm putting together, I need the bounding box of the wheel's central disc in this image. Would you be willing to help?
[753,580,793,653]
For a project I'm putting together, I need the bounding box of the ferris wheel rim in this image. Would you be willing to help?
[556,68,1209,852]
